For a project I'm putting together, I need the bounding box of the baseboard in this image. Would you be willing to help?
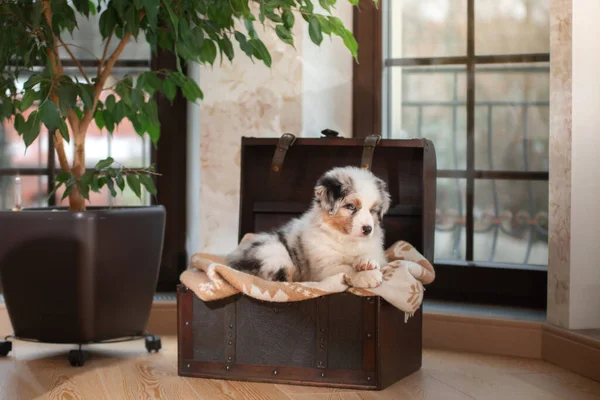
[423,311,544,359]
[542,324,600,382]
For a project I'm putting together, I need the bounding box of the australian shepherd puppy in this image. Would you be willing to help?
[225,166,392,289]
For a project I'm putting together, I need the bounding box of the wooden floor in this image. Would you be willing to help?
[0,337,599,400]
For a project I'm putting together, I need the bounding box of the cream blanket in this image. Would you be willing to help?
[180,235,435,319]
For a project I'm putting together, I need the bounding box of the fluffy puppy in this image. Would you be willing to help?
[225,166,391,288]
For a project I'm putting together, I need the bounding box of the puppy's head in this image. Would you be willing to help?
[314,167,391,238]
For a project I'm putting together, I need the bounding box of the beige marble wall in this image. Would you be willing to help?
[198,20,304,255]
[196,5,353,255]
[547,0,572,328]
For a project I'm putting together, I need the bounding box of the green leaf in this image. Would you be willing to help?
[99,7,118,39]
[231,0,251,16]
[126,174,142,198]
[235,31,254,57]
[199,40,217,65]
[139,174,157,196]
[146,123,160,146]
[95,110,105,130]
[116,172,125,191]
[250,39,272,67]
[23,110,41,147]
[73,0,91,17]
[138,72,162,95]
[105,94,116,112]
[113,101,125,125]
[55,171,71,183]
[57,84,79,115]
[61,181,75,201]
[163,77,177,102]
[319,0,336,12]
[144,0,160,30]
[77,173,92,201]
[308,16,323,45]
[317,15,334,35]
[105,176,117,196]
[103,109,115,133]
[329,16,358,58]
[282,9,295,29]
[78,84,94,110]
[40,101,61,131]
[181,79,204,103]
[14,114,25,133]
[59,119,70,143]
[24,74,44,90]
[162,0,179,32]
[19,90,35,111]
[125,6,140,38]
[115,77,133,105]
[264,8,282,23]
[0,98,13,120]
[74,107,84,120]
[218,37,234,62]
[348,0,359,4]
[90,176,101,193]
[95,157,114,170]
[47,182,63,201]
[275,25,294,46]
[244,18,258,39]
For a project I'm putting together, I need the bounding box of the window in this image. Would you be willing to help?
[353,0,550,307]
[0,9,152,209]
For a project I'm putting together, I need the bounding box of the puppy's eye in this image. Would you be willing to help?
[344,204,356,212]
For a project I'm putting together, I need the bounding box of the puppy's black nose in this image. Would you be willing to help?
[362,225,372,235]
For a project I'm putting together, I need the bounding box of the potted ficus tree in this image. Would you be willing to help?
[0,0,364,365]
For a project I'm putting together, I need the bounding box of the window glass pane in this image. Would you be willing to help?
[387,66,466,170]
[390,0,467,58]
[435,178,466,261]
[58,2,150,61]
[474,180,548,266]
[1,118,49,168]
[475,63,549,171]
[475,0,550,55]
[0,175,48,210]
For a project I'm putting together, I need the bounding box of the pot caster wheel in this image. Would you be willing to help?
[145,335,161,353]
[68,349,88,367]
[0,341,12,356]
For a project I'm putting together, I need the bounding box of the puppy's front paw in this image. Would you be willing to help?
[345,269,383,289]
[354,258,380,272]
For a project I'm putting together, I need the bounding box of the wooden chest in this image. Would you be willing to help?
[177,134,436,390]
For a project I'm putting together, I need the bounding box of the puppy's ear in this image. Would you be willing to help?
[375,177,391,219]
[314,175,347,215]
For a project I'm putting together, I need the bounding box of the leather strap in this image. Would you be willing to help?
[360,134,381,170]
[270,133,297,173]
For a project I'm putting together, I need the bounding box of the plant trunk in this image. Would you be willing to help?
[68,188,86,212]
[68,138,86,212]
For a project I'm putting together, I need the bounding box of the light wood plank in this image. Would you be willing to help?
[289,392,363,400]
[359,370,475,400]
[514,372,600,400]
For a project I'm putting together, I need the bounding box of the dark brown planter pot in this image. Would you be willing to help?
[0,205,166,344]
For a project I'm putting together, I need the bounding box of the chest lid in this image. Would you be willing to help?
[238,134,437,255]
